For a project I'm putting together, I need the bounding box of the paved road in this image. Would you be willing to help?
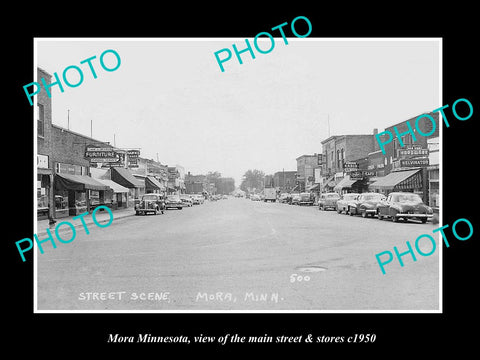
[37,197,440,311]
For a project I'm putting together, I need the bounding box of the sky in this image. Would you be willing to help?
[36,38,440,186]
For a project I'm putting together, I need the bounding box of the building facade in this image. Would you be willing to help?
[295,154,320,192]
[273,170,297,192]
[370,112,439,203]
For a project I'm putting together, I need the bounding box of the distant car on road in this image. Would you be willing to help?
[336,193,360,214]
[191,194,204,204]
[279,193,290,203]
[299,192,314,206]
[318,192,341,211]
[349,192,386,217]
[165,195,183,210]
[250,194,261,201]
[135,193,165,215]
[376,192,433,223]
[180,195,193,207]
[290,193,301,205]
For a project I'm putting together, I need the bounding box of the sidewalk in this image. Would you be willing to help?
[36,207,135,237]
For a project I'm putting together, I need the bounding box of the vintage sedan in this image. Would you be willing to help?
[348,192,386,217]
[290,193,302,205]
[191,194,204,205]
[318,192,341,211]
[336,193,360,214]
[165,195,184,210]
[180,195,193,207]
[135,193,165,215]
[376,192,433,223]
[299,192,314,206]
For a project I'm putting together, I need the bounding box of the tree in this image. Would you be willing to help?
[240,169,265,192]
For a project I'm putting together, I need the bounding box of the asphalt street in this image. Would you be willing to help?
[37,197,440,311]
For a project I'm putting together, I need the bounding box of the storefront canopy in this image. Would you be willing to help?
[111,167,144,188]
[307,183,320,191]
[54,173,110,191]
[95,179,129,193]
[369,169,421,191]
[334,176,358,191]
[145,176,165,191]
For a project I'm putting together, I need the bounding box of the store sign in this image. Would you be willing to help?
[317,153,323,165]
[127,150,140,158]
[398,148,429,157]
[405,144,423,150]
[400,159,429,167]
[37,154,49,168]
[350,170,376,180]
[343,162,359,172]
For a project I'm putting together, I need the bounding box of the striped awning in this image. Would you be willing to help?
[369,169,421,190]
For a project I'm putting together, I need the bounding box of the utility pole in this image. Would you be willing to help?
[113,134,116,147]
[90,119,93,138]
[67,109,70,130]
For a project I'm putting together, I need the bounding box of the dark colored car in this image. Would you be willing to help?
[299,192,314,206]
[135,193,165,215]
[376,192,433,223]
[165,195,184,210]
[348,192,386,217]
[318,192,340,210]
[336,193,360,214]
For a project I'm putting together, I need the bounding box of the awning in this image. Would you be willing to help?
[145,176,165,191]
[369,169,421,191]
[334,175,358,191]
[111,167,144,188]
[95,179,129,193]
[307,183,320,191]
[54,173,110,191]
[37,168,52,175]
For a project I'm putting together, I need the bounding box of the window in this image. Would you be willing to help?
[37,103,45,137]
[337,150,341,168]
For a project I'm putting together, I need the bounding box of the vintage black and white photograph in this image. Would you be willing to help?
[33,38,441,312]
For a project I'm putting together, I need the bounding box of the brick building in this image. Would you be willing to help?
[273,170,297,192]
[370,112,439,203]
[320,131,376,192]
[295,154,320,192]
[36,67,145,219]
[36,68,54,219]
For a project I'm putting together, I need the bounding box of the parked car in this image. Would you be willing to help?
[299,192,314,206]
[290,193,302,205]
[318,192,341,210]
[165,195,183,210]
[279,193,290,203]
[180,195,193,207]
[376,192,433,223]
[349,192,386,217]
[135,193,165,215]
[250,194,261,201]
[336,193,360,214]
[191,194,204,204]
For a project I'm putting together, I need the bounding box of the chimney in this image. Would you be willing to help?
[373,128,379,151]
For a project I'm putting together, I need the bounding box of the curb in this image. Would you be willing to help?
[36,211,135,238]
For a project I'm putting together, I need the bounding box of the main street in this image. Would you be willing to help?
[37,197,439,311]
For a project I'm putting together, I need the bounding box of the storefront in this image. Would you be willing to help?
[54,173,110,217]
[37,154,52,220]
[145,176,166,194]
[95,178,129,210]
[110,167,145,206]
[37,169,52,220]
[369,168,423,198]
[334,175,358,194]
